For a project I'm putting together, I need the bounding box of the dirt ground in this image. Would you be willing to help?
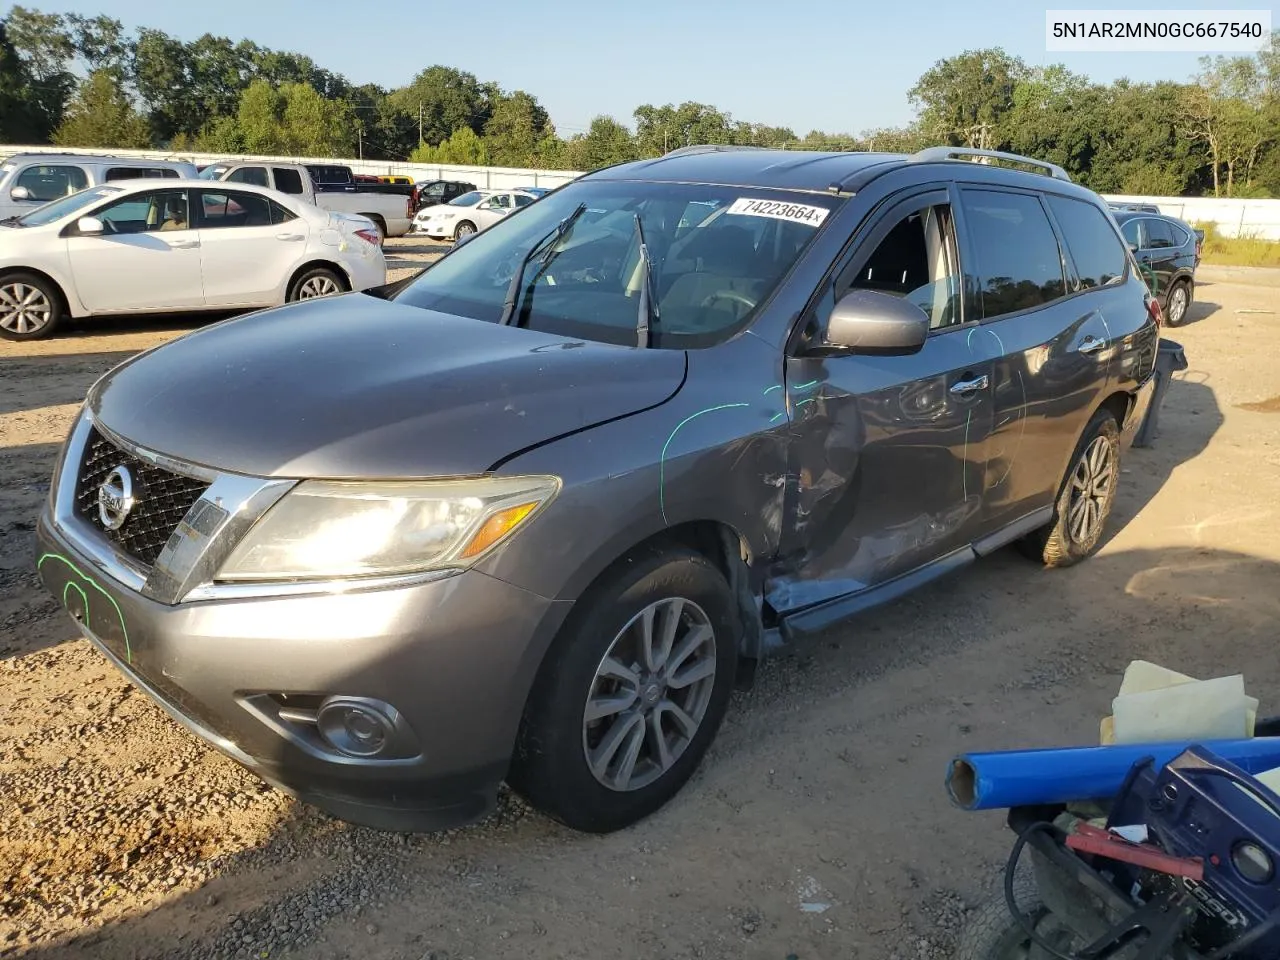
[2,247,1279,960]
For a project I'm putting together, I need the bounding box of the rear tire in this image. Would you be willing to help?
[287,267,345,302]
[1018,408,1121,568]
[454,221,477,240]
[1164,279,1191,326]
[0,272,64,341]
[509,547,738,833]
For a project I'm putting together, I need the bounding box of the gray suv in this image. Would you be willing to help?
[37,146,1159,834]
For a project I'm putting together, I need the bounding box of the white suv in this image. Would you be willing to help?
[0,153,198,221]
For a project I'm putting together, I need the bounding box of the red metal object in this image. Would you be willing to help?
[1066,822,1204,880]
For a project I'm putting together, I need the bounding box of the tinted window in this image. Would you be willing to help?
[514,194,533,207]
[395,180,837,349]
[1145,218,1174,249]
[197,191,275,229]
[1166,220,1190,246]
[95,190,189,234]
[1119,218,1141,248]
[226,166,270,188]
[1046,196,1127,291]
[959,190,1066,320]
[269,200,297,225]
[273,168,305,194]
[104,167,180,182]
[448,191,484,206]
[16,164,88,202]
[844,203,962,330]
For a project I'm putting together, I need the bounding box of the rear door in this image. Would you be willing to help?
[775,187,997,608]
[195,189,303,306]
[960,188,1118,532]
[65,188,204,313]
[1135,217,1178,304]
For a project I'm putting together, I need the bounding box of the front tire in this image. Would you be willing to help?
[1164,279,1191,326]
[509,547,739,833]
[1018,409,1121,568]
[0,273,63,341]
[288,267,345,302]
[454,221,477,240]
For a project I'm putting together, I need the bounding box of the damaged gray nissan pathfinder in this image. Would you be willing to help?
[38,146,1159,833]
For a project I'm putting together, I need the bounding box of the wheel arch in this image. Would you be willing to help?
[285,259,351,299]
[0,265,77,317]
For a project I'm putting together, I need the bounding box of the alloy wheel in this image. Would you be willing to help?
[1067,435,1115,544]
[582,598,718,792]
[297,275,341,299]
[0,282,53,335]
[1168,285,1187,324]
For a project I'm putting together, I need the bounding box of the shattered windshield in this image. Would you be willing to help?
[392,179,839,348]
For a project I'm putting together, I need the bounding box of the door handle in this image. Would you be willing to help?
[276,233,304,241]
[949,374,990,396]
[165,239,199,249]
[1079,336,1108,355]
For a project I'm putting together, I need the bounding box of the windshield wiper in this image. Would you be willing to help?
[498,202,587,326]
[633,213,658,348]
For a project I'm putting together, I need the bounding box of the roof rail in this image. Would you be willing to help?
[910,146,1072,182]
[662,144,770,158]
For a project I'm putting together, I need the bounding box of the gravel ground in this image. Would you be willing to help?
[2,251,1279,960]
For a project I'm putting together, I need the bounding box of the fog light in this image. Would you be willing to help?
[316,697,396,758]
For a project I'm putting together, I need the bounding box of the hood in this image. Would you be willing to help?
[89,295,686,479]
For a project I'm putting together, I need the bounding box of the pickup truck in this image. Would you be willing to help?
[198,161,413,240]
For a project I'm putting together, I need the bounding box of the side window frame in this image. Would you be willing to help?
[84,188,191,235]
[197,189,272,230]
[1042,192,1132,295]
[788,184,972,356]
[952,183,1070,325]
[16,163,88,201]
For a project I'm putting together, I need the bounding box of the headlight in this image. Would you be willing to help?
[216,475,559,582]
[439,212,456,220]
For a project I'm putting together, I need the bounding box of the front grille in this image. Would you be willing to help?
[74,427,210,566]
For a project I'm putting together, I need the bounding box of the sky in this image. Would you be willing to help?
[20,0,1262,136]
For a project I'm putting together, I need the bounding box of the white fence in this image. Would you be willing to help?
[1102,194,1280,241]
[4,145,1279,238]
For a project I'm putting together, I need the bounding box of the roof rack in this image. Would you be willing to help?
[910,147,1072,182]
[662,144,770,158]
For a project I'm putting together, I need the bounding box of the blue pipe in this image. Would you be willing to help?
[947,738,1280,811]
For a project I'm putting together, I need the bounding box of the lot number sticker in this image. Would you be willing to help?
[726,197,829,228]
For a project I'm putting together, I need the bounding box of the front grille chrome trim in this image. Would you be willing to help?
[50,408,298,605]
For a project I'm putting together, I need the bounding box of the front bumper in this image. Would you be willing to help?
[37,510,570,832]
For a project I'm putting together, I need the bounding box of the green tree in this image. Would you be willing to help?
[562,115,638,170]
[66,12,130,80]
[0,20,43,141]
[633,102,735,156]
[409,126,489,165]
[4,5,76,137]
[132,27,195,143]
[230,79,354,157]
[909,48,1026,148]
[53,68,152,148]
[483,90,553,166]
[390,66,489,146]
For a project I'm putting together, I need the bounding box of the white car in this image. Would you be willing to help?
[0,179,387,340]
[411,189,538,240]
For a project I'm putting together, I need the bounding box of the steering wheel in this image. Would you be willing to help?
[699,289,757,311]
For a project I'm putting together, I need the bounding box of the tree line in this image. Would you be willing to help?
[1,6,1276,197]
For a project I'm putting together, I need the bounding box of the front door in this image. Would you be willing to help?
[195,189,302,307]
[66,188,205,313]
[770,188,997,613]
[474,193,513,230]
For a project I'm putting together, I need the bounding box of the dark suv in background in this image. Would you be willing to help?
[38,145,1158,835]
[412,179,479,212]
[1112,210,1201,325]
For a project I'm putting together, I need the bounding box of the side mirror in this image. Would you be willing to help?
[454,230,476,248]
[76,216,105,236]
[823,289,930,355]
[10,186,32,201]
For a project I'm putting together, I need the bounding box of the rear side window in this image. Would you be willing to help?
[226,167,270,188]
[269,200,297,224]
[273,168,305,194]
[196,190,275,228]
[1045,196,1127,291]
[1144,218,1174,249]
[1166,220,1190,246]
[15,164,88,202]
[1119,219,1141,248]
[104,167,180,182]
[959,189,1066,320]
